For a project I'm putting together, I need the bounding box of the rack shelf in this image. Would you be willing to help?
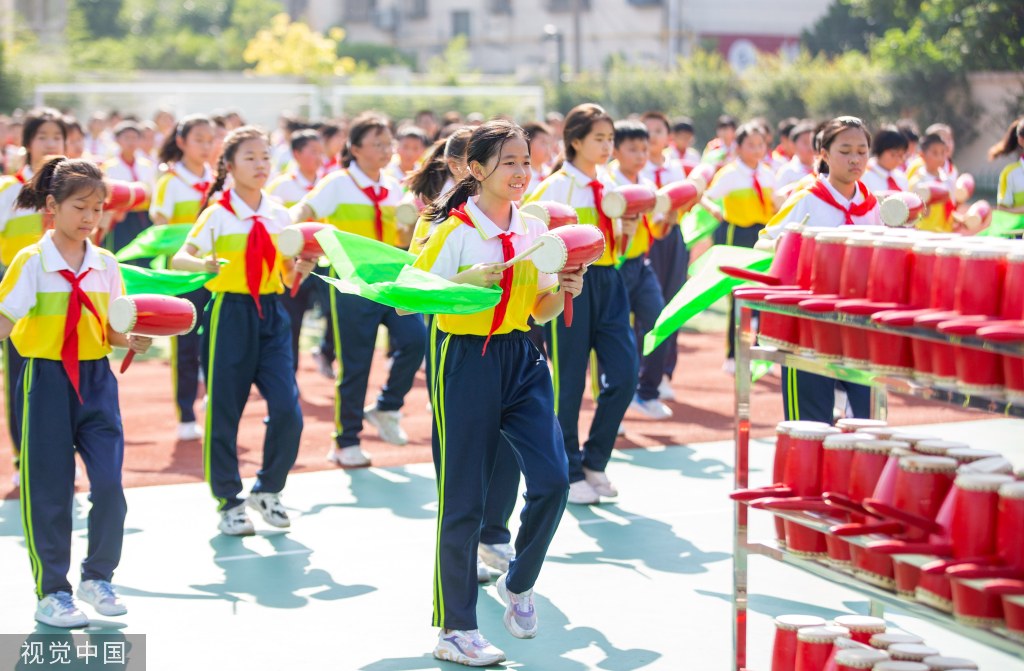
[731,297,1024,670]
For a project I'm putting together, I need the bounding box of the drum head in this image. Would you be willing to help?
[109,296,138,334]
[520,202,551,226]
[601,191,626,219]
[531,235,568,274]
[277,227,305,257]
[880,196,911,227]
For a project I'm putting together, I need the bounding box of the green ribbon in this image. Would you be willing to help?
[315,228,501,314]
[114,224,193,263]
[119,264,214,296]
[642,244,772,355]
[977,209,1024,238]
[682,201,722,249]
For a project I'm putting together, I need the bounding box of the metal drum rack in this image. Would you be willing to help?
[731,297,1024,670]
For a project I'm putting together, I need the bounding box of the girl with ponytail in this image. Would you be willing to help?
[412,119,581,666]
[990,116,1024,215]
[1,156,151,628]
[524,103,638,506]
[0,107,66,481]
[172,126,310,537]
[406,127,471,254]
[149,113,215,443]
[291,112,425,468]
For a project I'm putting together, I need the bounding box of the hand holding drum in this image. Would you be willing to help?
[955,173,975,203]
[110,295,197,373]
[504,224,605,327]
[601,184,657,256]
[277,223,329,297]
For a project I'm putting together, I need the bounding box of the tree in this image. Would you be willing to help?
[800,0,876,58]
[243,14,356,78]
[0,43,24,113]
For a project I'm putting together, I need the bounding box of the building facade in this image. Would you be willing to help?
[303,0,832,74]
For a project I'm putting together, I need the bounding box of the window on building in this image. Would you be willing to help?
[452,10,471,39]
[407,0,428,19]
[546,0,591,11]
[490,0,513,14]
[345,0,377,22]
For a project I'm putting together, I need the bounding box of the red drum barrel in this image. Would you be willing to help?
[601,184,657,219]
[831,615,886,645]
[795,626,850,671]
[687,163,716,192]
[104,179,149,211]
[772,615,828,671]
[109,294,198,373]
[520,201,579,229]
[721,222,804,286]
[654,180,701,215]
[963,201,992,232]
[278,223,329,297]
[954,174,975,203]
[531,224,606,327]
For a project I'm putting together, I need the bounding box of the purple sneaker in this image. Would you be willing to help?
[496,573,538,639]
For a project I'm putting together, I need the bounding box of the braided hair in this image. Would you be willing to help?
[200,125,269,212]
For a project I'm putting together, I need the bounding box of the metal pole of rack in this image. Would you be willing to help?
[733,301,754,671]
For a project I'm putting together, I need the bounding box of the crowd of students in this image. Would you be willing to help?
[1,100,1022,666]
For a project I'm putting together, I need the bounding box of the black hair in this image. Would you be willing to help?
[396,126,430,147]
[290,129,322,154]
[871,126,909,157]
[816,116,871,176]
[15,156,105,211]
[919,132,947,153]
[425,120,527,223]
[988,117,1024,160]
[21,108,67,166]
[406,127,472,201]
[671,117,695,134]
[562,103,613,164]
[201,126,268,212]
[640,111,671,134]
[340,113,390,168]
[319,122,343,142]
[61,115,83,135]
[789,121,816,143]
[522,121,553,150]
[113,120,142,138]
[716,114,738,130]
[734,122,765,148]
[158,114,213,165]
[777,117,799,141]
[896,118,920,145]
[613,119,649,148]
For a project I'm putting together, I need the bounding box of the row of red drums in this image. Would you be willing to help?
[771,612,978,671]
[733,418,1024,639]
[730,223,1024,401]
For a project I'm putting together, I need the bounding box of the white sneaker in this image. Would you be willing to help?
[477,557,491,583]
[311,348,336,379]
[246,492,290,528]
[567,479,600,505]
[363,405,408,446]
[177,421,202,442]
[433,628,506,667]
[77,580,127,616]
[479,542,515,573]
[35,592,88,628]
[496,573,538,639]
[583,467,619,498]
[630,395,673,420]
[218,506,255,536]
[721,358,736,375]
[326,445,371,468]
[657,375,676,401]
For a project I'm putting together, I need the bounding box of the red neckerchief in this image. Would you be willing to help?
[14,168,27,184]
[586,179,615,254]
[450,203,514,355]
[808,180,878,225]
[218,190,276,319]
[56,267,105,403]
[122,155,138,182]
[170,167,210,196]
[351,172,389,241]
[774,146,792,160]
[750,167,770,215]
[652,165,666,189]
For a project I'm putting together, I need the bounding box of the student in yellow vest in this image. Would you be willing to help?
[608,119,673,421]
[101,121,157,258]
[908,122,960,185]
[0,107,66,485]
[172,127,311,536]
[292,113,426,467]
[909,132,956,233]
[862,125,910,195]
[526,103,639,506]
[0,157,152,627]
[150,114,216,442]
[413,120,580,666]
[989,116,1024,216]
[700,121,777,368]
[640,111,690,401]
[406,128,472,255]
[267,129,330,374]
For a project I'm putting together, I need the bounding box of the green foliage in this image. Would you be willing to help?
[337,42,416,70]
[427,36,477,85]
[75,0,125,38]
[0,44,24,113]
[800,0,874,57]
